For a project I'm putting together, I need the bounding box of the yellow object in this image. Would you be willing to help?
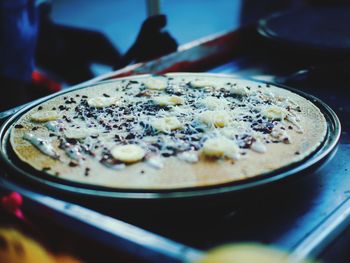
[153,95,184,106]
[195,243,314,263]
[0,228,54,263]
[199,111,230,128]
[87,97,121,108]
[0,228,83,263]
[111,144,146,163]
[151,116,183,132]
[202,137,239,159]
[53,254,83,263]
[30,111,59,122]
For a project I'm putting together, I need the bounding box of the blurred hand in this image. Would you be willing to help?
[115,15,178,68]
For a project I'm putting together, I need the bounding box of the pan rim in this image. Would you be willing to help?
[0,73,341,200]
[257,7,350,54]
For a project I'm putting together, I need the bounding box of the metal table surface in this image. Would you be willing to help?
[96,51,350,260]
[1,29,350,262]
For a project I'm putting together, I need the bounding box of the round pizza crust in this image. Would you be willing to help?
[10,74,327,189]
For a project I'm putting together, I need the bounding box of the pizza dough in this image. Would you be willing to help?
[10,74,327,189]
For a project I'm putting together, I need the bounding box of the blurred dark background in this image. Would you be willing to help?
[51,0,241,55]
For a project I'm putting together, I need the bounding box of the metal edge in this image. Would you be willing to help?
[290,196,350,261]
[0,177,203,263]
[257,8,350,54]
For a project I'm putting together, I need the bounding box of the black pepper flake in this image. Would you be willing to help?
[103,93,110,97]
[140,170,145,174]
[42,167,51,171]
[136,91,151,97]
[14,124,24,129]
[295,151,300,155]
[251,121,274,134]
[69,161,78,167]
[84,167,90,176]
[126,133,135,140]
[283,137,290,144]
[66,138,78,144]
[38,106,43,110]
[114,134,122,140]
[62,115,72,122]
[82,95,88,98]
[65,98,77,104]
[242,136,256,148]
[32,127,38,131]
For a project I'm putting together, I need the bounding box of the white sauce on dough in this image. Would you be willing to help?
[23,133,59,159]
[10,74,326,190]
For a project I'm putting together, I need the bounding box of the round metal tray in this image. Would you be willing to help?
[0,73,341,201]
[257,7,350,55]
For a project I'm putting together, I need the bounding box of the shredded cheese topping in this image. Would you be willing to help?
[23,76,303,170]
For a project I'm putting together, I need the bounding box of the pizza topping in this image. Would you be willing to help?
[143,77,167,90]
[59,138,85,161]
[200,96,228,110]
[147,156,164,169]
[64,128,89,140]
[202,137,240,160]
[100,155,126,170]
[251,140,267,153]
[228,85,250,96]
[23,133,59,159]
[271,126,290,142]
[199,111,230,128]
[18,76,306,173]
[87,96,121,108]
[45,121,64,132]
[286,115,303,133]
[68,161,79,167]
[136,90,152,97]
[177,151,199,163]
[64,144,84,162]
[30,111,59,122]
[111,144,145,163]
[153,95,184,106]
[190,79,216,89]
[84,167,90,176]
[151,116,183,133]
[261,106,287,121]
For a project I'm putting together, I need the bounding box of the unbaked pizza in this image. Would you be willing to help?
[10,74,327,189]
